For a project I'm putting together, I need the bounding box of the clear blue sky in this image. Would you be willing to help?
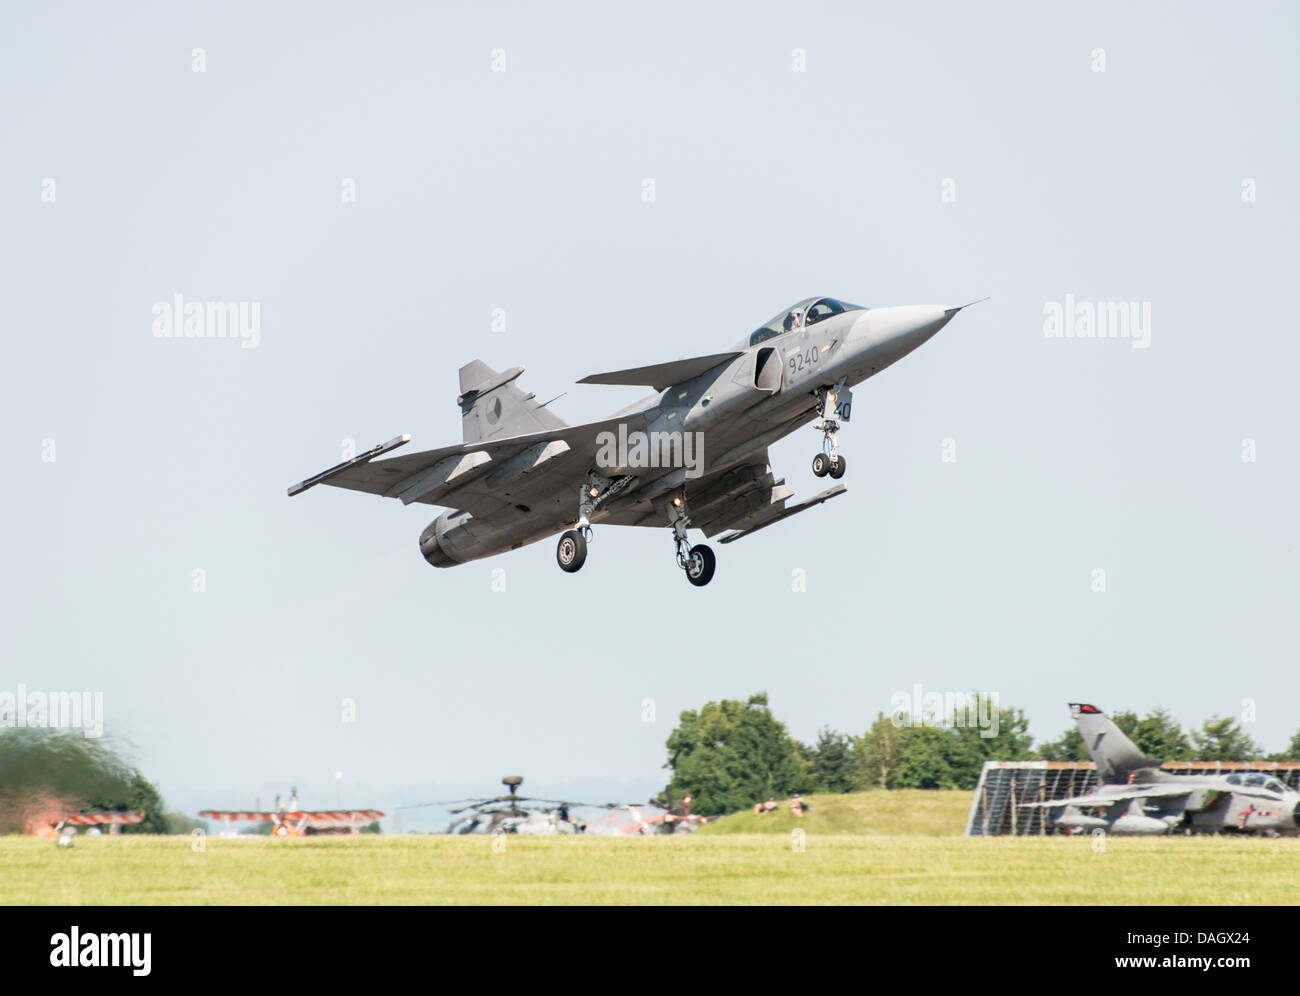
[3,0,1296,829]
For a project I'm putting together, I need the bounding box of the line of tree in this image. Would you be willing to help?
[662,692,1300,817]
[0,728,186,834]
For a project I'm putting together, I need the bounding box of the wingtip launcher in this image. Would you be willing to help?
[287,434,412,497]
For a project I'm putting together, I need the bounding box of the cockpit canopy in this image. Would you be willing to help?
[1225,773,1289,793]
[748,297,867,347]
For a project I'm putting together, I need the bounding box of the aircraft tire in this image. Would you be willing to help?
[556,529,587,573]
[684,544,716,586]
[828,455,846,479]
[812,453,831,477]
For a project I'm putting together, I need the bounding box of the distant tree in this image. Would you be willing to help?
[1261,729,1300,763]
[1131,707,1191,761]
[1036,726,1087,762]
[847,694,1028,791]
[893,726,963,789]
[107,771,168,834]
[1110,710,1140,738]
[812,727,854,793]
[663,697,1284,802]
[790,738,811,785]
[946,696,1035,788]
[0,729,167,834]
[1282,729,1300,762]
[1191,716,1261,761]
[360,820,382,834]
[851,713,908,790]
[664,692,812,816]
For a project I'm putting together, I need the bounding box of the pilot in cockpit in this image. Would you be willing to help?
[783,309,803,332]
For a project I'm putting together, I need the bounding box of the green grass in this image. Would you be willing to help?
[696,789,970,836]
[4,831,1300,905]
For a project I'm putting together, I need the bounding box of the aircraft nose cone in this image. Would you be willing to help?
[884,304,958,351]
[846,301,976,363]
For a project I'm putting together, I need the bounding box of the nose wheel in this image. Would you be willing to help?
[811,452,846,479]
[669,495,716,587]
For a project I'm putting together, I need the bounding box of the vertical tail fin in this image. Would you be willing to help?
[457,360,566,444]
[1070,703,1162,781]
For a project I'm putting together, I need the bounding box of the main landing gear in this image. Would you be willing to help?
[811,380,851,480]
[669,495,715,587]
[555,474,715,587]
[556,472,605,574]
[556,471,637,576]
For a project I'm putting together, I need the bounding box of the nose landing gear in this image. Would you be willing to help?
[811,380,850,480]
[811,452,845,479]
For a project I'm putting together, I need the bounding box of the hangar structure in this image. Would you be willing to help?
[966,760,1300,836]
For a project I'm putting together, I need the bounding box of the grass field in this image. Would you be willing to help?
[695,789,969,836]
[5,813,1300,905]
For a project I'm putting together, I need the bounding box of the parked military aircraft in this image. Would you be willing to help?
[400,776,707,836]
[397,775,616,835]
[289,296,974,585]
[1022,703,1300,835]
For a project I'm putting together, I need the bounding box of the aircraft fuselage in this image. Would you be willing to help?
[422,304,957,567]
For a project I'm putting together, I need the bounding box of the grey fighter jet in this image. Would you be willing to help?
[1022,704,1300,835]
[288,296,973,585]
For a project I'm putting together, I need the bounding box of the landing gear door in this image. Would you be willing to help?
[825,382,852,422]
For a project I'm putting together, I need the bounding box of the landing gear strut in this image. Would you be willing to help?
[811,379,850,480]
[669,496,715,587]
[556,471,635,575]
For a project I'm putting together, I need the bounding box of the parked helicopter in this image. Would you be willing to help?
[398,776,712,836]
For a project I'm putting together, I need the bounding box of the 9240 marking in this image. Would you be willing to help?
[787,346,820,374]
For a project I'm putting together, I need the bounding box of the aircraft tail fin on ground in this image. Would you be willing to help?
[458,360,566,444]
[1070,703,1162,782]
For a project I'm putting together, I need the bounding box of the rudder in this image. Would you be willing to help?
[1070,703,1162,782]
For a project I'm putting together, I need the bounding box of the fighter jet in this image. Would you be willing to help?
[1022,704,1300,835]
[288,296,974,586]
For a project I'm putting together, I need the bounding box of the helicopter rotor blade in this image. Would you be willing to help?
[397,797,495,811]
